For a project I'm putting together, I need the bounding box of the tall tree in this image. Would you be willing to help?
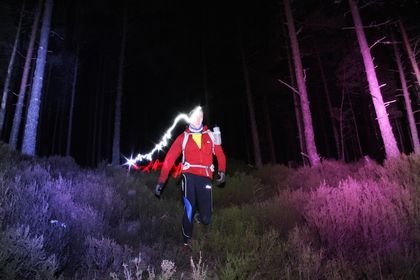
[316,50,340,158]
[10,0,42,149]
[263,95,277,163]
[283,0,320,166]
[399,20,420,93]
[21,0,53,155]
[0,1,24,136]
[66,45,79,156]
[348,0,399,158]
[112,5,127,166]
[391,32,420,154]
[239,33,263,168]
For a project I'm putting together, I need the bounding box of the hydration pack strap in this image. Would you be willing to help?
[182,162,215,176]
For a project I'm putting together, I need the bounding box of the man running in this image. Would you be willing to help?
[154,106,226,250]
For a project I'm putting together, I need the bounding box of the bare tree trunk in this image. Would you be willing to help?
[112,6,127,166]
[0,1,25,136]
[201,33,211,125]
[284,0,320,166]
[22,0,54,155]
[316,50,340,157]
[339,76,345,161]
[97,75,105,163]
[348,91,363,158]
[284,25,307,165]
[348,0,399,158]
[39,62,52,155]
[91,62,101,165]
[395,119,406,154]
[239,35,263,168]
[66,45,79,156]
[51,102,60,154]
[263,95,277,163]
[392,33,420,154]
[9,0,42,149]
[399,20,420,93]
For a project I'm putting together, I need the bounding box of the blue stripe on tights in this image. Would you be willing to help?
[183,197,193,222]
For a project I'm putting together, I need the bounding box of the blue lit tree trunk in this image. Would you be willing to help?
[284,0,320,166]
[0,1,24,136]
[10,0,42,149]
[348,0,399,158]
[112,6,127,166]
[22,0,53,155]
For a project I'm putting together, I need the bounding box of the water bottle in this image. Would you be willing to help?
[213,126,222,145]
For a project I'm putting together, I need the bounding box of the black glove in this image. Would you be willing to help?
[216,171,225,185]
[155,183,165,198]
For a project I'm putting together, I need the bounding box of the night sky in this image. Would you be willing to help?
[1,0,420,166]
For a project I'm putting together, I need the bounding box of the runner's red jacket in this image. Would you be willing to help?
[158,126,226,183]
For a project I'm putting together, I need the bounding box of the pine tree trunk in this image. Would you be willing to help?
[112,6,127,166]
[395,119,406,154]
[348,91,363,157]
[316,51,340,157]
[263,95,277,163]
[97,74,105,163]
[91,62,101,165]
[51,102,60,155]
[9,0,42,149]
[202,33,211,126]
[66,45,79,156]
[0,1,25,136]
[339,77,346,161]
[239,35,263,168]
[392,33,420,154]
[284,24,307,165]
[284,0,320,166]
[399,20,420,93]
[348,0,399,158]
[22,0,54,155]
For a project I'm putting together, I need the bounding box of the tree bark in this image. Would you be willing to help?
[399,20,420,94]
[9,0,42,149]
[316,51,340,158]
[392,33,420,154]
[283,24,307,165]
[263,95,277,163]
[201,31,211,126]
[284,0,320,166]
[0,1,25,136]
[112,5,127,166]
[239,34,263,168]
[348,91,363,157]
[348,0,399,158]
[66,45,79,156]
[22,0,54,155]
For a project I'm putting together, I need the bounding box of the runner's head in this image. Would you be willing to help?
[188,106,203,129]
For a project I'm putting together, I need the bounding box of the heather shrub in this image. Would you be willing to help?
[0,225,58,279]
[383,154,420,189]
[285,159,353,191]
[258,195,303,237]
[83,236,132,277]
[213,172,263,207]
[293,178,412,260]
[250,163,291,193]
[225,158,252,174]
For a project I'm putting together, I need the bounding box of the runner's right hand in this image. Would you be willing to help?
[155,183,164,198]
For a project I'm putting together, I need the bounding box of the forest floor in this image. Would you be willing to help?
[1,141,420,279]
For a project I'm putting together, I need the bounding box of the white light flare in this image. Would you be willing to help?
[123,106,202,169]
